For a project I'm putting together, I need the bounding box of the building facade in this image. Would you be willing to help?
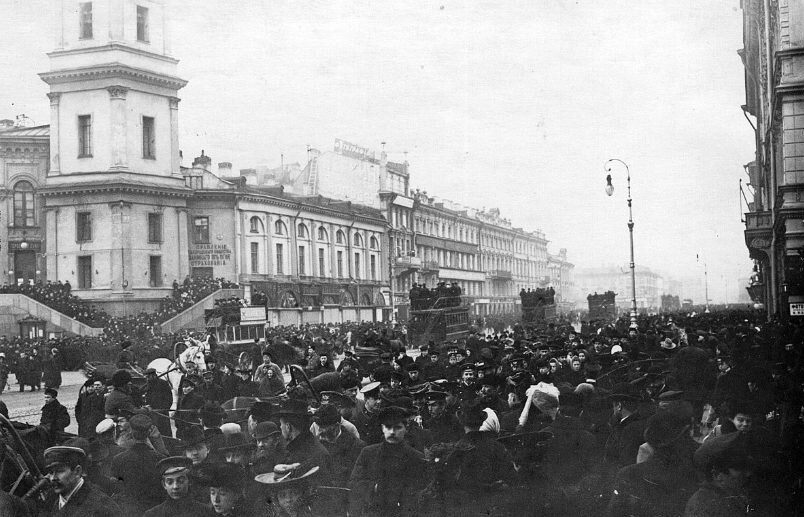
[740,0,804,319]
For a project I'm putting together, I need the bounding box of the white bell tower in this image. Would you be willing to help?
[40,0,186,177]
[39,0,192,308]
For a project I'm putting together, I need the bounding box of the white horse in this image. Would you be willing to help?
[146,337,211,416]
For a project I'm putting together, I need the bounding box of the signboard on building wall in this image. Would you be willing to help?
[240,307,267,322]
[790,303,804,317]
[189,244,231,267]
[334,139,374,161]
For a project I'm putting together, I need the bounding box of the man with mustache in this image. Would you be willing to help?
[43,445,120,515]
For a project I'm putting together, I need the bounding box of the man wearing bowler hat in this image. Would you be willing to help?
[277,398,332,484]
[349,405,425,517]
[604,383,648,467]
[143,456,215,517]
[43,445,120,515]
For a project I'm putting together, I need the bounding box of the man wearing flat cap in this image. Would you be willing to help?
[110,413,165,515]
[143,456,215,517]
[349,406,426,517]
[423,390,462,443]
[43,445,120,516]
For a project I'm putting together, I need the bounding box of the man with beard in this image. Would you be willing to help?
[43,445,120,515]
[251,421,284,475]
[143,456,216,517]
[477,375,507,415]
[143,368,173,438]
[505,354,534,401]
[349,406,426,517]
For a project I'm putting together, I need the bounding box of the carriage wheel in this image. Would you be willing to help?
[0,414,44,499]
[289,364,320,405]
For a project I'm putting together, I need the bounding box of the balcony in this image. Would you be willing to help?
[421,260,440,272]
[744,210,772,260]
[487,269,512,280]
[395,256,422,268]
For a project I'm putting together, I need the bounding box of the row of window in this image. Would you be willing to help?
[248,216,380,248]
[74,255,162,289]
[76,212,162,243]
[414,216,478,244]
[78,115,154,159]
[79,2,150,42]
[251,243,379,280]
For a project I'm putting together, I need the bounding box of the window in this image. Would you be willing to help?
[298,246,306,275]
[79,2,93,39]
[147,213,162,243]
[369,236,379,250]
[142,116,155,158]
[13,181,34,227]
[297,224,308,238]
[274,220,286,235]
[193,217,209,243]
[336,230,344,244]
[354,252,361,279]
[370,255,376,281]
[317,227,328,241]
[275,243,284,275]
[78,115,92,157]
[149,256,162,287]
[318,248,325,276]
[136,5,149,42]
[77,256,92,289]
[251,242,259,273]
[336,251,343,277]
[353,233,363,247]
[76,212,92,242]
[249,216,263,233]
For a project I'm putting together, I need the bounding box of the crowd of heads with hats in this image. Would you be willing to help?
[10,307,804,515]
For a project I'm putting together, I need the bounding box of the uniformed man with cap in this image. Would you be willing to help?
[423,390,463,443]
[143,456,216,517]
[43,445,121,515]
[349,406,426,517]
[350,381,385,444]
[110,413,165,515]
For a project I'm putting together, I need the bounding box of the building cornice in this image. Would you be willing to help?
[47,43,180,64]
[39,62,188,91]
[40,179,192,198]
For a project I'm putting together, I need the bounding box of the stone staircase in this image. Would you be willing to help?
[0,294,104,337]
[156,288,243,335]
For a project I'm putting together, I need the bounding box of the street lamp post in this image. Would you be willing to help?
[604,158,638,329]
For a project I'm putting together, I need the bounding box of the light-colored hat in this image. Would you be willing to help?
[95,419,116,435]
[220,422,242,435]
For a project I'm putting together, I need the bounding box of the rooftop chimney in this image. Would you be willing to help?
[192,150,212,170]
[218,162,233,177]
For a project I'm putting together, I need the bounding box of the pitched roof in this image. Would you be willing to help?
[0,125,50,137]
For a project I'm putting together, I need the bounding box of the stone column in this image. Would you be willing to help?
[45,208,59,281]
[265,214,274,277]
[108,87,129,170]
[47,93,61,175]
[177,207,189,280]
[169,97,181,175]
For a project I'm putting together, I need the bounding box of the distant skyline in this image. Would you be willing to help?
[0,0,753,302]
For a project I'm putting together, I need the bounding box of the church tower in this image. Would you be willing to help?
[39,0,191,312]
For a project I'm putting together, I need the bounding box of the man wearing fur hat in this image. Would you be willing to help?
[104,370,138,418]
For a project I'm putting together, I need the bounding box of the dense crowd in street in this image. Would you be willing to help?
[0,308,801,516]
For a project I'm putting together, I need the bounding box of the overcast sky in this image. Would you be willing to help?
[0,0,753,302]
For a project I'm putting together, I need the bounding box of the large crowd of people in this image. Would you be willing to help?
[0,308,801,515]
[409,282,463,310]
